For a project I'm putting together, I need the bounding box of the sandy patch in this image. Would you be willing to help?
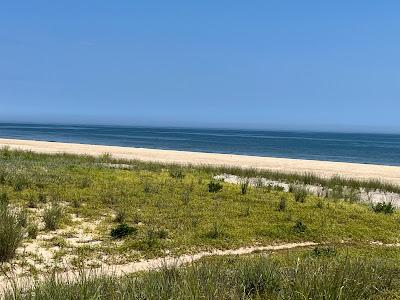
[0,241,317,294]
[215,173,400,207]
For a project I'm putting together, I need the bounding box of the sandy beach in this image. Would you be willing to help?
[1,138,400,185]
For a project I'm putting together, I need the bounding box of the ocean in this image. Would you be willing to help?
[0,123,399,166]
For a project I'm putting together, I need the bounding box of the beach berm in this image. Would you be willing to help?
[1,138,400,185]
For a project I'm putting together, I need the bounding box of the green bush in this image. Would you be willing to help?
[205,223,226,239]
[0,192,9,206]
[43,204,62,230]
[99,153,112,162]
[111,223,137,239]
[372,202,395,214]
[312,246,336,257]
[27,223,39,239]
[140,228,169,249]
[208,181,223,193]
[292,187,308,203]
[18,208,28,227]
[154,228,168,239]
[293,219,307,233]
[27,194,38,208]
[240,180,249,195]
[0,202,23,262]
[278,196,287,211]
[0,169,6,184]
[13,175,30,191]
[169,168,185,179]
[38,192,47,203]
[72,198,81,208]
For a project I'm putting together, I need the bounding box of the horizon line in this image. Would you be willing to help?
[0,120,399,135]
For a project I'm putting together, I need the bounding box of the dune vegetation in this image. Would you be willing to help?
[5,246,400,299]
[1,147,400,298]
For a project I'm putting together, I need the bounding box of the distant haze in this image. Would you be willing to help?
[1,2,400,133]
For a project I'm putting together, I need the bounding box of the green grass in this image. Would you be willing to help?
[5,245,400,299]
[2,147,400,194]
[0,147,399,264]
[1,148,400,298]
[0,201,23,262]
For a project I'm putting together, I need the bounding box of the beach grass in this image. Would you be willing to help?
[5,245,400,299]
[1,147,400,296]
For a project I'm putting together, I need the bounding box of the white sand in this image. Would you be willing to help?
[1,138,400,185]
[0,242,316,293]
[215,174,400,206]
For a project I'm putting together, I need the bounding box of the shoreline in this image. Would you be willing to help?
[1,138,400,185]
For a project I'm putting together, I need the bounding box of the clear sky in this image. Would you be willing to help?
[1,1,400,132]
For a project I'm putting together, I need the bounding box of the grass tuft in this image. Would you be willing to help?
[293,219,307,233]
[110,223,137,239]
[208,181,223,193]
[373,202,395,214]
[5,254,400,299]
[0,201,23,262]
[278,196,287,211]
[43,203,62,230]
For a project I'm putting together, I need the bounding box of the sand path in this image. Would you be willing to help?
[0,242,316,295]
[1,138,400,185]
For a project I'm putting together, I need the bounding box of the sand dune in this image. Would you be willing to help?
[1,138,400,185]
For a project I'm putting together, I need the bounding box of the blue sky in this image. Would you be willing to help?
[1,1,400,132]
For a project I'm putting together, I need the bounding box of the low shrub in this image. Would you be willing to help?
[206,223,226,239]
[43,204,62,230]
[99,153,112,162]
[0,170,5,184]
[312,246,336,257]
[27,223,39,239]
[330,185,344,199]
[292,187,308,203]
[144,228,168,248]
[154,228,168,239]
[18,208,28,227]
[293,219,307,233]
[208,181,223,193]
[240,180,249,195]
[38,192,47,203]
[0,192,9,206]
[13,175,30,191]
[27,194,38,208]
[0,202,23,262]
[278,197,287,211]
[111,223,137,239]
[72,198,81,209]
[372,202,395,214]
[169,168,185,179]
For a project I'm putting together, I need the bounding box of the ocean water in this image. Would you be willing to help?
[0,123,399,166]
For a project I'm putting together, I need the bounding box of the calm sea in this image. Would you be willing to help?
[0,123,399,166]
